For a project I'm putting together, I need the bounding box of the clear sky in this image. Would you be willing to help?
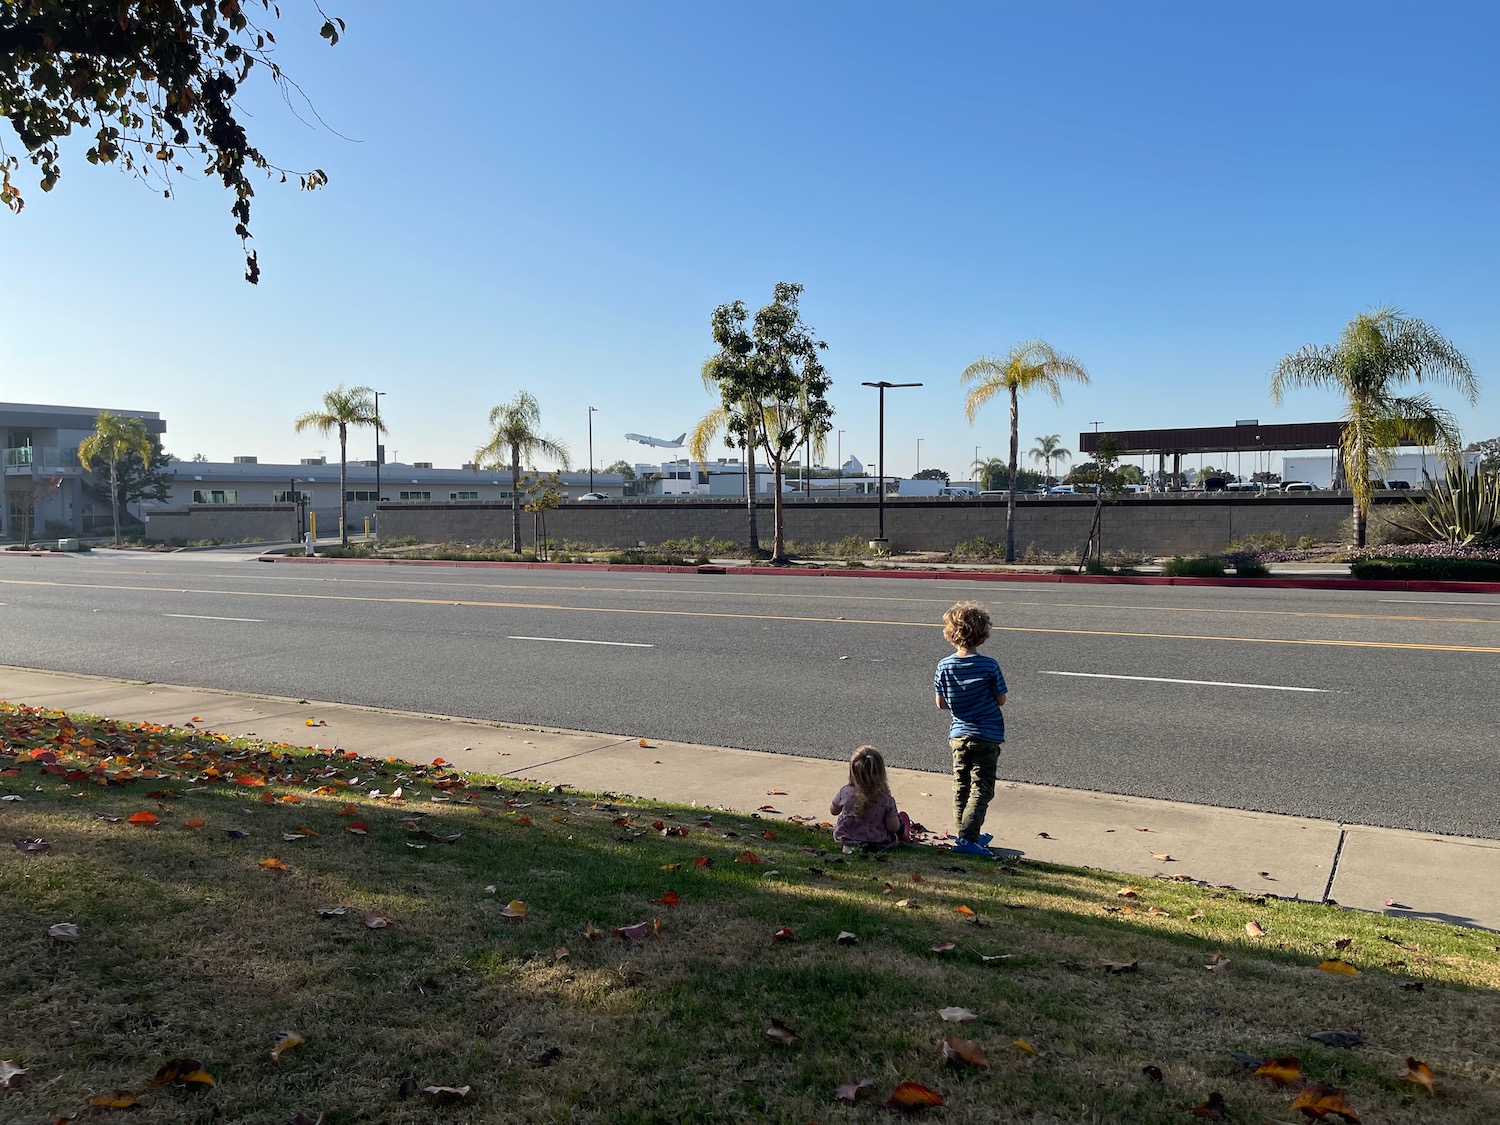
[2,1,1495,480]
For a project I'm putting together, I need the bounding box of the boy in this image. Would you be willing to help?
[934,601,1007,857]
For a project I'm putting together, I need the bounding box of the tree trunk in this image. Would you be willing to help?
[109,454,122,547]
[770,458,785,563]
[745,439,759,552]
[1353,495,1366,548]
[1005,388,1020,562]
[338,424,350,546]
[511,448,523,554]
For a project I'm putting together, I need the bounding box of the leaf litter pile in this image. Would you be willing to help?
[2,704,1499,1123]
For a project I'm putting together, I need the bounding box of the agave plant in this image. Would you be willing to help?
[1397,464,1500,546]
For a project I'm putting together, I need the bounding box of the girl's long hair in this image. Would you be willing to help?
[848,745,891,817]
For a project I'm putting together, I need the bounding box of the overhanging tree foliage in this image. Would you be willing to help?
[702,282,833,564]
[1,1,343,282]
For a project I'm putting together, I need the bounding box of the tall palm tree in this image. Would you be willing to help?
[962,341,1090,561]
[474,391,570,553]
[293,385,386,547]
[971,457,1009,492]
[1028,433,1071,486]
[1271,307,1476,546]
[78,411,153,546]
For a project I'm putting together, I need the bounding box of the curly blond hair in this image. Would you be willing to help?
[943,601,992,649]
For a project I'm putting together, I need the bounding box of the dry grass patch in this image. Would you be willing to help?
[2,704,1499,1123]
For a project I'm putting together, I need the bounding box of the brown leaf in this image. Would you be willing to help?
[1331,936,1353,950]
[149,1058,215,1087]
[1102,960,1138,974]
[894,898,919,908]
[553,946,569,961]
[421,1085,470,1105]
[764,1019,799,1046]
[652,891,680,907]
[834,1078,876,1102]
[735,850,762,864]
[1141,1064,1163,1082]
[613,920,650,941]
[271,1031,304,1062]
[499,900,528,919]
[48,922,79,942]
[1205,952,1231,972]
[89,1089,138,1109]
[344,821,369,835]
[364,911,394,929]
[1116,887,1140,899]
[692,856,713,868]
[179,818,205,831]
[1398,1057,1435,1093]
[0,1060,27,1089]
[1190,1090,1226,1120]
[257,857,289,872]
[1290,1081,1361,1122]
[1150,852,1174,861]
[1245,920,1266,938]
[1253,1056,1302,1087]
[886,1081,944,1110]
[582,922,604,941]
[1187,911,1206,922]
[941,1036,989,1068]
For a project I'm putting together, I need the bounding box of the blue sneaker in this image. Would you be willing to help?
[951,838,992,857]
[977,833,993,847]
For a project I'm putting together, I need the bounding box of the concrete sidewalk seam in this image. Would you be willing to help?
[500,737,638,776]
[1320,826,1348,904]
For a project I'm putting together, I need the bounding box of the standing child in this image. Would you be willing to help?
[830,745,908,850]
[934,601,1008,857]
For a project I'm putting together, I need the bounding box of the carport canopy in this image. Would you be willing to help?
[1079,421,1344,456]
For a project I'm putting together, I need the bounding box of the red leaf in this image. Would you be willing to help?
[886,1082,944,1110]
[771,925,794,942]
[652,891,680,907]
[692,856,714,868]
[126,810,159,827]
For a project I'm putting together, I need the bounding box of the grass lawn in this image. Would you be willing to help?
[2,703,1498,1124]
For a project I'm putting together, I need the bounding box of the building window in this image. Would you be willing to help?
[273,490,311,503]
[450,491,479,501]
[398,491,431,502]
[192,489,237,505]
[344,490,379,502]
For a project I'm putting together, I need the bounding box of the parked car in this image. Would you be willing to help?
[576,492,608,501]
[941,486,978,497]
[1047,485,1076,495]
[978,490,1009,499]
[1282,481,1314,492]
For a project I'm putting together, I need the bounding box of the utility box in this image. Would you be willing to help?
[56,538,81,552]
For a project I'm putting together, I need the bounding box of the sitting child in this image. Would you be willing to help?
[830,745,908,850]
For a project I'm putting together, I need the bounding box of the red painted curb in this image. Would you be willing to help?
[254,553,1500,594]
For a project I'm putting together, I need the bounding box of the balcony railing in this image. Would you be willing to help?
[4,446,81,474]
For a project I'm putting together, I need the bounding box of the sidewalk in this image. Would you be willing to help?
[3,664,1496,932]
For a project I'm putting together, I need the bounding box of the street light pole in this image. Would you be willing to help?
[372,390,384,539]
[861,380,922,545]
[916,438,923,476]
[837,429,844,495]
[587,406,597,494]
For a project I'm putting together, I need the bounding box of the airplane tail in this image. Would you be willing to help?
[673,433,686,445]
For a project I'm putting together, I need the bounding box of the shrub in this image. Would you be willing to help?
[1352,556,1500,582]
[1161,555,1227,578]
[607,551,704,566]
[1233,558,1271,578]
[314,543,373,558]
[1229,531,1291,552]
[381,535,420,547]
[954,535,1006,560]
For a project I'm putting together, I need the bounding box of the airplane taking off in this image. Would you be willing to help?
[625,432,687,448]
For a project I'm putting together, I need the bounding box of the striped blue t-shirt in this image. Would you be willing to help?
[934,652,1007,742]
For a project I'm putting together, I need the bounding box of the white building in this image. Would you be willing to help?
[1281,450,1481,489]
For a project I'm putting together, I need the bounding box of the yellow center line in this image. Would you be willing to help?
[6,576,1500,655]
[55,567,1500,627]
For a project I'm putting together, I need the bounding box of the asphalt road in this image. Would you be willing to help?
[1,550,1497,838]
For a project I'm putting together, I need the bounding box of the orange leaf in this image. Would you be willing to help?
[1190,1091,1226,1120]
[270,1031,304,1063]
[126,810,158,827]
[1290,1082,1361,1123]
[149,1058,215,1087]
[768,788,787,795]
[886,1081,944,1110]
[180,818,206,830]
[279,794,301,803]
[257,858,289,872]
[941,1036,989,1068]
[735,850,761,864]
[660,862,681,871]
[345,821,369,835]
[762,830,778,840]
[652,891,680,907]
[337,803,359,816]
[637,739,650,747]
[1253,1057,1302,1087]
[89,1089,138,1109]
[1398,1058,1434,1093]
[954,905,976,916]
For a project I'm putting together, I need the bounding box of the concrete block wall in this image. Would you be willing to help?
[145,504,299,544]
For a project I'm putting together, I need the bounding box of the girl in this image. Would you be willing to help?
[830,745,909,850]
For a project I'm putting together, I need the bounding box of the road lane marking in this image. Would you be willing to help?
[164,614,265,623]
[5,577,1500,655]
[1038,671,1329,693]
[1380,599,1500,607]
[508,636,653,648]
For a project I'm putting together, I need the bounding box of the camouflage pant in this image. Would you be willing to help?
[950,736,1002,842]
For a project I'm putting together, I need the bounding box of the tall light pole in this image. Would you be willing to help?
[916,438,923,476]
[861,380,922,545]
[372,390,384,536]
[587,406,598,494]
[837,429,845,494]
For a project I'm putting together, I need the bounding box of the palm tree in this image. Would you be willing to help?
[962,341,1090,561]
[1271,307,1476,546]
[1028,433,1071,486]
[78,411,153,546]
[293,385,386,546]
[971,457,1009,492]
[474,391,570,553]
[690,359,761,552]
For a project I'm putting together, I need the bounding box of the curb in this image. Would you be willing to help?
[254,553,1500,594]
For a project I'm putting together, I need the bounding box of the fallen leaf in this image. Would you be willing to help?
[834,1079,875,1102]
[364,911,394,929]
[149,1058,215,1087]
[1102,960,1139,974]
[500,900,528,919]
[0,1060,26,1089]
[345,821,369,835]
[257,858,289,872]
[1398,1057,1435,1093]
[886,1081,944,1110]
[1385,899,1410,909]
[613,920,650,941]
[938,1006,976,1023]
[224,829,250,839]
[954,905,976,916]
[1290,1081,1361,1122]
[768,788,787,795]
[835,931,859,945]
[553,946,569,961]
[1253,1057,1302,1087]
[1150,852,1174,861]
[421,1085,470,1105]
[179,818,205,831]
[1231,1051,1264,1069]
[1190,1090,1226,1120]
[271,1032,304,1062]
[652,891,680,907]
[895,898,918,908]
[48,922,80,942]
[89,1089,138,1109]
[1187,911,1206,922]
[582,922,604,941]
[980,954,1016,964]
[12,837,51,853]
[1205,952,1232,972]
[637,739,651,747]
[692,856,714,868]
[762,830,778,840]
[337,803,359,816]
[314,907,347,918]
[930,941,956,953]
[764,1019,799,1046]
[126,810,159,827]
[1245,920,1266,939]
[1308,1030,1363,1049]
[1013,1038,1038,1055]
[1116,888,1140,899]
[771,925,794,942]
[283,830,317,841]
[1317,959,1360,976]
[909,872,924,883]
[1037,831,1052,839]
[660,861,682,871]
[735,850,761,864]
[1331,936,1353,950]
[941,1037,988,1068]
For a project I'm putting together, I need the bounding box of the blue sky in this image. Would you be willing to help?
[2,1,1495,479]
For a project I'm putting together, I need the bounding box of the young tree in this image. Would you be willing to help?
[1,1,343,282]
[9,474,62,547]
[1028,433,1071,486]
[294,385,385,546]
[1073,436,1128,564]
[702,282,833,563]
[1271,307,1477,546]
[1466,437,1500,473]
[78,411,152,546]
[962,341,1089,562]
[474,392,570,554]
[113,435,176,517]
[913,468,950,483]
